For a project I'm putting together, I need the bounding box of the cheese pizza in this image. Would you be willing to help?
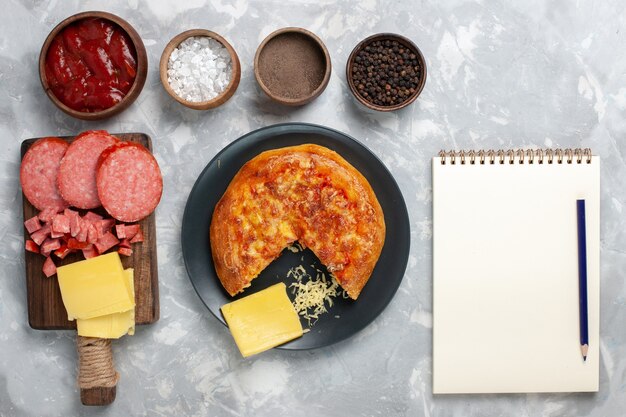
[210,144,385,300]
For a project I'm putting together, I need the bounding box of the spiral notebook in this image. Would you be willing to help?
[432,149,600,394]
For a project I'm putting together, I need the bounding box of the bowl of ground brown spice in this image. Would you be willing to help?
[254,27,331,106]
[347,33,426,112]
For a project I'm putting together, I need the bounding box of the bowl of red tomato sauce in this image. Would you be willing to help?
[39,11,148,120]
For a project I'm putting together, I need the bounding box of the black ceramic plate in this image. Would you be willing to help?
[182,123,410,350]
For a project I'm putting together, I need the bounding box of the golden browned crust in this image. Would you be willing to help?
[210,144,385,299]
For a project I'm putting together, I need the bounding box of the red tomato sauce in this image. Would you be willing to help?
[45,18,137,113]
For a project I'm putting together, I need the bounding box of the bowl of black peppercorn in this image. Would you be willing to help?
[347,33,426,112]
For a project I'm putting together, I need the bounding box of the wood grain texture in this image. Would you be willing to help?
[81,386,116,406]
[22,132,160,330]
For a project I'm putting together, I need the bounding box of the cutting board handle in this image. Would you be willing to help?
[76,336,118,405]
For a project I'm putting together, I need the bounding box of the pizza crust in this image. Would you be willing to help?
[210,144,385,299]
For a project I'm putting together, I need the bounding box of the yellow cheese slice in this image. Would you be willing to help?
[57,252,135,320]
[221,283,303,357]
[76,269,136,339]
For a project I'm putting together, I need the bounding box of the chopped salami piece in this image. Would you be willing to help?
[43,256,57,277]
[87,223,99,244]
[118,238,131,249]
[52,214,71,234]
[82,246,98,259]
[97,142,162,222]
[115,224,126,239]
[24,216,42,234]
[20,138,69,211]
[67,237,91,250]
[57,131,119,209]
[94,231,119,253]
[69,213,81,237]
[83,211,103,222]
[64,207,79,217]
[50,229,65,238]
[54,244,73,259]
[130,229,144,243]
[96,218,116,237]
[63,208,80,235]
[30,224,51,246]
[76,218,89,242]
[25,239,40,254]
[40,238,61,257]
[118,247,133,257]
[123,224,140,239]
[38,207,59,223]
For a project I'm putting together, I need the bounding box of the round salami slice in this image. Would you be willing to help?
[57,130,119,209]
[96,142,163,222]
[20,137,69,211]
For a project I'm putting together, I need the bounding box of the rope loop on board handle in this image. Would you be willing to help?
[77,336,119,390]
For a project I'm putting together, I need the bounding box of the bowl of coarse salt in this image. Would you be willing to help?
[160,29,241,110]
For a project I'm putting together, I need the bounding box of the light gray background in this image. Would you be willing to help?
[1,0,624,416]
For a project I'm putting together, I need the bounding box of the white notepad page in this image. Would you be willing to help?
[432,153,600,394]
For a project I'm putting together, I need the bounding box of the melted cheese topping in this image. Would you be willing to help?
[211,145,386,299]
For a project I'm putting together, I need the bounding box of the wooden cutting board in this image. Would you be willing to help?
[21,132,159,329]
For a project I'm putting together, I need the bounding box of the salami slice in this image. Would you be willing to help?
[57,130,119,209]
[96,142,163,222]
[20,137,69,211]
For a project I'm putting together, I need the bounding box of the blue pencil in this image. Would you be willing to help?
[576,199,589,362]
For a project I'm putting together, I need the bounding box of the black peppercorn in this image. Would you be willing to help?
[350,37,422,107]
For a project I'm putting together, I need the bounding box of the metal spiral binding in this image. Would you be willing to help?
[439,148,592,165]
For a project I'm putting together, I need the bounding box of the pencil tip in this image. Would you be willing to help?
[583,356,587,362]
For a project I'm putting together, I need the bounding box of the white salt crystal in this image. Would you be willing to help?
[167,36,233,103]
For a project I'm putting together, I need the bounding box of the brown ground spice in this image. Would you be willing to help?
[258,33,326,100]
